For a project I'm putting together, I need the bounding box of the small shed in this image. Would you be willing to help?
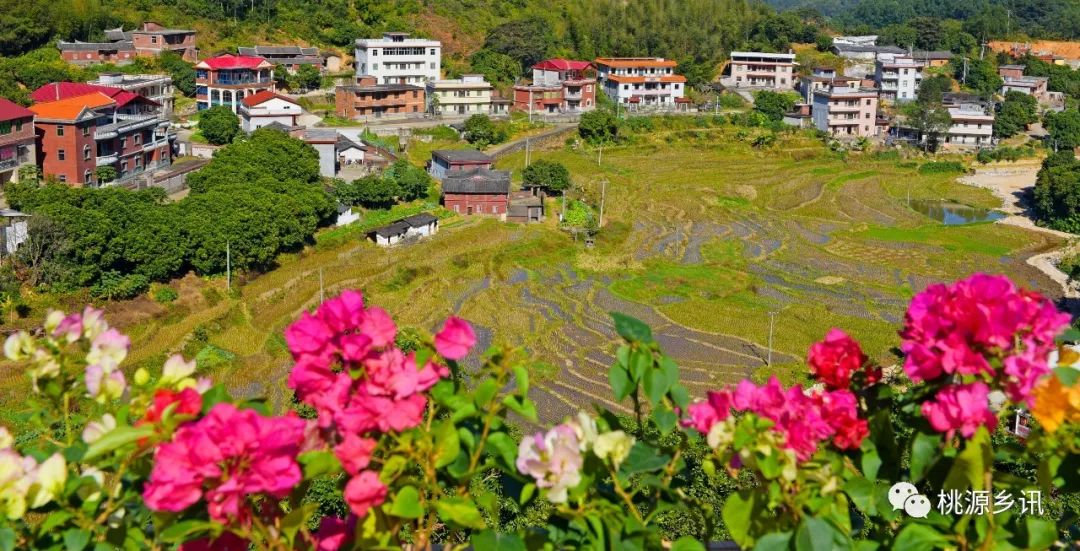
[335,204,360,227]
[507,191,544,223]
[368,221,411,246]
[402,212,439,237]
[336,135,367,166]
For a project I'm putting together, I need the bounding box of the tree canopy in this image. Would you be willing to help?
[1045,109,1080,151]
[578,110,619,145]
[753,91,796,121]
[523,160,572,194]
[993,91,1038,139]
[198,106,241,146]
[463,114,507,148]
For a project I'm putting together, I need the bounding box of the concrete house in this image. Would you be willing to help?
[335,75,425,120]
[512,59,597,114]
[727,52,797,89]
[239,91,302,132]
[195,54,275,113]
[238,45,322,73]
[427,75,494,116]
[595,57,686,109]
[875,55,923,103]
[0,209,29,255]
[367,213,439,246]
[354,32,441,85]
[0,99,37,185]
[811,86,880,138]
[89,73,175,116]
[428,149,493,180]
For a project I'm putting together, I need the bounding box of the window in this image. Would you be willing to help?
[58,149,65,161]
[56,125,65,136]
[373,64,378,71]
[864,126,870,131]
[135,157,141,168]
[83,145,90,160]
[135,133,141,145]
[865,113,871,119]
[121,160,127,172]
[430,49,435,55]
[430,62,435,69]
[371,49,378,56]
[59,175,67,182]
[120,137,126,149]
[82,125,89,136]
[84,170,93,184]
[151,36,158,44]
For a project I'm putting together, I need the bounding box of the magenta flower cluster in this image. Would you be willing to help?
[900,274,1069,437]
[684,376,868,461]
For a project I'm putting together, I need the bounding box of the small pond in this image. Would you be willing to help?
[909,199,1007,226]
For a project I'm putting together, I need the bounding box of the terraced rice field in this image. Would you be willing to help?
[2,128,1064,425]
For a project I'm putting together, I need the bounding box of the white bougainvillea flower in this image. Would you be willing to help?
[594,430,635,469]
[85,329,130,372]
[25,453,66,509]
[160,354,197,387]
[82,414,117,445]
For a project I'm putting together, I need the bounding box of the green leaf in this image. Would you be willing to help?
[609,364,633,401]
[484,432,517,470]
[473,378,500,407]
[1021,517,1056,550]
[434,420,461,469]
[199,384,231,413]
[519,482,535,505]
[472,530,526,551]
[943,427,991,491]
[0,527,13,551]
[860,441,882,481]
[611,312,653,343]
[843,477,877,516]
[1054,365,1080,386]
[893,524,949,551]
[669,384,690,409]
[389,486,423,519]
[380,455,408,481]
[298,450,341,478]
[621,441,669,474]
[795,518,843,551]
[753,532,792,551]
[83,425,155,461]
[653,408,677,434]
[1055,327,1080,344]
[723,490,764,548]
[501,395,538,422]
[435,496,486,529]
[280,503,315,542]
[629,350,651,382]
[63,529,90,551]
[512,365,529,394]
[670,536,706,551]
[642,368,668,405]
[910,432,941,482]
[157,519,215,543]
[40,511,73,533]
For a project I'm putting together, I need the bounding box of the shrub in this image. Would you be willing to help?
[152,285,179,304]
[90,271,150,300]
[198,105,241,146]
[918,160,966,174]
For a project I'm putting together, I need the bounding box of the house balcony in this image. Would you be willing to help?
[0,130,34,148]
[0,158,19,171]
[96,152,119,165]
[564,90,582,100]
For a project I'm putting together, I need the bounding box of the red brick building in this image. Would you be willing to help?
[513,59,597,114]
[335,75,426,120]
[0,99,36,184]
[59,22,196,65]
[427,149,493,180]
[31,91,171,186]
[441,169,510,216]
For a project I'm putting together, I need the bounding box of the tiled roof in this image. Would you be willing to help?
[29,92,115,121]
[0,98,34,122]
[432,149,492,163]
[239,45,319,56]
[241,90,298,107]
[30,82,157,108]
[595,57,678,68]
[371,221,410,238]
[57,40,134,51]
[197,54,270,70]
[442,169,510,194]
[533,59,592,71]
[402,213,437,227]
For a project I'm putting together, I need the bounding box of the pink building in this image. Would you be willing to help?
[811,86,879,138]
[512,59,597,114]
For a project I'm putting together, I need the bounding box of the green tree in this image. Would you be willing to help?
[903,101,953,152]
[1033,151,1080,231]
[578,110,618,144]
[752,91,795,121]
[953,56,1002,97]
[469,49,522,86]
[917,74,954,104]
[157,51,196,96]
[385,159,431,201]
[522,159,571,194]
[95,166,116,185]
[994,91,1038,138]
[199,106,241,146]
[351,174,398,209]
[463,114,506,148]
[296,64,322,91]
[1046,109,1080,151]
[483,17,552,70]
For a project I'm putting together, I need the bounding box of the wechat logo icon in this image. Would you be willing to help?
[889,482,931,518]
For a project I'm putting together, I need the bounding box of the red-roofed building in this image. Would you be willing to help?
[594,57,686,109]
[0,99,36,184]
[30,92,171,187]
[512,59,596,114]
[239,91,302,132]
[30,82,164,116]
[195,55,275,113]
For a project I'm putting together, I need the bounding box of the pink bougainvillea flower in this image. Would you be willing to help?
[334,433,377,476]
[343,470,387,518]
[85,328,130,372]
[434,317,476,360]
[335,390,427,434]
[85,365,125,402]
[315,290,366,333]
[516,424,583,504]
[358,307,397,348]
[807,329,870,389]
[139,388,203,425]
[177,532,249,551]
[813,389,868,450]
[900,274,1068,405]
[682,390,732,434]
[143,404,306,524]
[314,515,356,551]
[921,382,998,439]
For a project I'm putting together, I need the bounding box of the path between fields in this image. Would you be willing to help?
[959,163,1080,305]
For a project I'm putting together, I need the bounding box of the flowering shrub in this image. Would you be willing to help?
[0,274,1079,549]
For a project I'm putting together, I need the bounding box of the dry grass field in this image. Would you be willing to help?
[0,124,1063,425]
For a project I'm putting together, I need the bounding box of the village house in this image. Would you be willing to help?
[426,75,494,116]
[831,43,905,62]
[427,149,493,180]
[301,129,338,178]
[30,91,172,186]
[0,99,37,185]
[238,45,322,73]
[727,52,797,90]
[595,57,687,109]
[875,55,923,103]
[195,55,275,113]
[368,213,439,246]
[512,59,597,114]
[57,40,137,66]
[354,32,441,85]
[811,86,880,138]
[106,22,198,62]
[239,91,302,132]
[944,106,995,148]
[912,51,952,68]
[1001,75,1050,100]
[798,68,862,103]
[336,135,395,172]
[89,73,175,116]
[507,191,544,223]
[335,75,426,120]
[441,169,510,216]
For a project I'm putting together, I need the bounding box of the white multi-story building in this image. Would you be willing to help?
[945,107,994,148]
[354,32,441,85]
[594,58,686,109]
[874,55,923,103]
[90,72,175,116]
[728,52,797,89]
[426,75,493,116]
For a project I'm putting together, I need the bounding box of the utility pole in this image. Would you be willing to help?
[528,89,533,124]
[598,179,607,228]
[319,267,325,303]
[597,144,602,166]
[525,136,530,167]
[962,57,969,85]
[225,240,231,292]
[767,311,777,367]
